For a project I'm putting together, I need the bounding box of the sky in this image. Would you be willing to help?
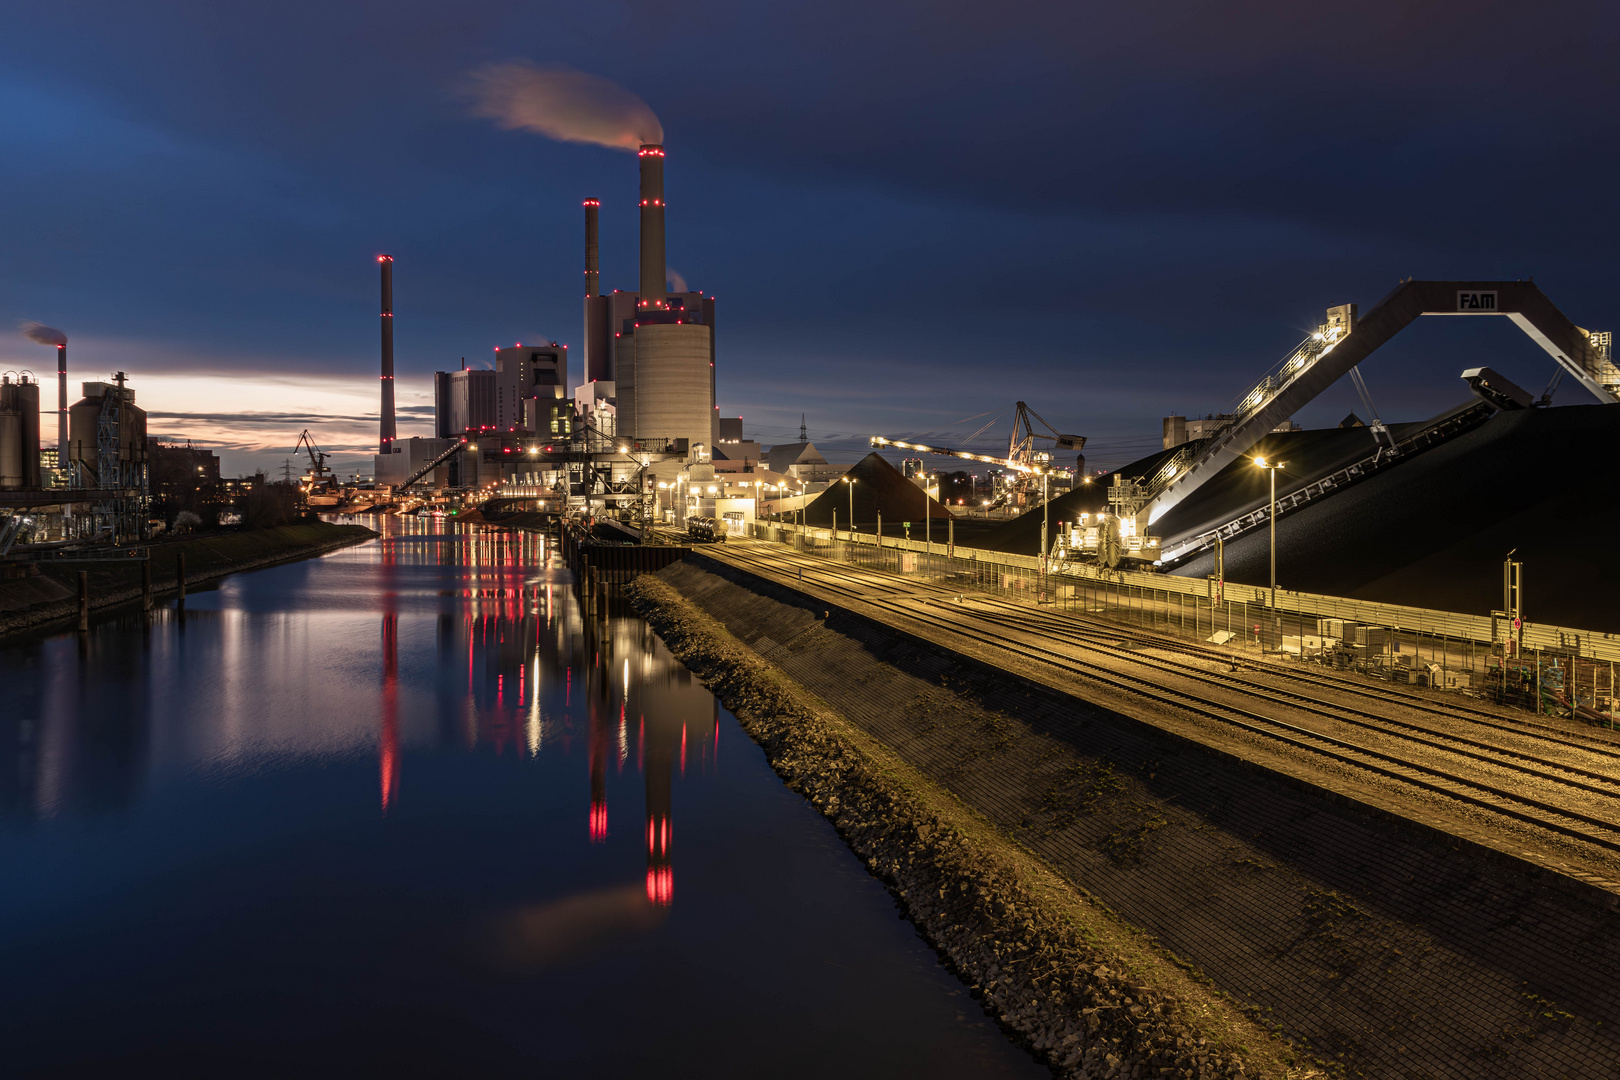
[0,0,1616,476]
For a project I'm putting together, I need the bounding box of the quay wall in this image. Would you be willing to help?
[634,553,1620,1080]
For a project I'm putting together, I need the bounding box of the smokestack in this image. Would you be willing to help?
[584,198,600,298]
[638,144,665,307]
[56,343,67,463]
[379,255,395,455]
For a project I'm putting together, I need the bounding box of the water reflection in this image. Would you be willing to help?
[0,516,1046,1078]
[4,517,719,909]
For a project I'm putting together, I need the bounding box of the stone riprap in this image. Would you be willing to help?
[627,571,1313,1080]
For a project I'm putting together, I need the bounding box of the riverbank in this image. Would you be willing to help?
[0,521,377,639]
[626,571,1306,1080]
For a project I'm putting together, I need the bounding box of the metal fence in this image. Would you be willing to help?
[748,521,1619,720]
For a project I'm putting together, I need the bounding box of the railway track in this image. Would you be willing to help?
[703,541,1620,861]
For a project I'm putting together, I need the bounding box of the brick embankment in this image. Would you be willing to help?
[0,522,377,640]
[640,555,1620,1080]
[627,572,1311,1080]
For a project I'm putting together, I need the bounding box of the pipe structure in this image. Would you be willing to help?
[379,255,395,455]
[584,198,600,299]
[638,145,666,307]
[56,344,66,464]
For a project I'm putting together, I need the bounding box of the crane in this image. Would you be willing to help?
[293,430,334,490]
[1007,401,1086,476]
[868,436,1041,473]
[871,402,1086,510]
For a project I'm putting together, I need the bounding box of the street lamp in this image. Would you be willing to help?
[1255,457,1288,650]
[843,477,857,539]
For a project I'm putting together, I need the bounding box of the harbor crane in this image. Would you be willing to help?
[294,429,334,490]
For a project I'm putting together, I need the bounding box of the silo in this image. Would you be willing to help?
[630,323,712,451]
[0,380,20,489]
[19,377,39,488]
[0,376,41,489]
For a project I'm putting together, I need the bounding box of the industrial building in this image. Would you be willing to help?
[434,364,496,438]
[0,369,151,549]
[579,148,718,461]
[400,141,717,522]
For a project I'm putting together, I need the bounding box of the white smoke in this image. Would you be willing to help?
[666,267,688,293]
[20,321,66,346]
[467,62,662,151]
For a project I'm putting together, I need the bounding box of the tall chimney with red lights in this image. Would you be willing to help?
[56,343,67,464]
[379,255,395,455]
[584,198,600,299]
[638,145,665,306]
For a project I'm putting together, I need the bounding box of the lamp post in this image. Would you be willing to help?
[921,472,930,555]
[843,477,857,541]
[1040,470,1049,576]
[1255,457,1288,651]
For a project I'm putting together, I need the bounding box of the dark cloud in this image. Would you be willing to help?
[0,0,1613,472]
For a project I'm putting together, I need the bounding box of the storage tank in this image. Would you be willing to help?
[0,374,41,490]
[630,323,713,451]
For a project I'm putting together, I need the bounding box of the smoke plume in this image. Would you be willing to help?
[20,321,67,346]
[467,62,662,151]
[666,267,688,293]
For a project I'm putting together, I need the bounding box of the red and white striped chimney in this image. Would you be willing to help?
[379,255,395,456]
[638,145,666,307]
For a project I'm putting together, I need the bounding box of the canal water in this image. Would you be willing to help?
[0,518,1044,1078]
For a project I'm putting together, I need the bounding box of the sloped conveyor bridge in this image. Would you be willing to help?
[1142,280,1620,526]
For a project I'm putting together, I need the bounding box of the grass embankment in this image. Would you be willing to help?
[0,521,376,638]
[626,572,1317,1080]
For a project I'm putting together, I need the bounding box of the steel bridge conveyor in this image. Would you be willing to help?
[1141,280,1619,527]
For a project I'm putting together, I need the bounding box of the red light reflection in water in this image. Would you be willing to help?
[588,695,610,843]
[380,607,399,812]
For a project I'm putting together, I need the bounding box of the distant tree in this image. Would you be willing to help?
[238,480,303,529]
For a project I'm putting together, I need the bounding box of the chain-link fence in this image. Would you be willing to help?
[748,521,1618,721]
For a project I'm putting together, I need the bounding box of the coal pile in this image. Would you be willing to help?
[977,422,1432,557]
[1172,404,1620,631]
[801,452,952,527]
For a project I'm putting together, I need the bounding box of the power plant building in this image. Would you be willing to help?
[435,367,497,437]
[581,144,718,470]
[495,344,569,433]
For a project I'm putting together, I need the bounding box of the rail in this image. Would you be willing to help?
[747,520,1620,664]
